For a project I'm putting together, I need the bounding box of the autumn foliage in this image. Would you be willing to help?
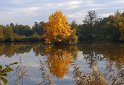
[42,45,78,79]
[44,45,72,79]
[44,11,72,43]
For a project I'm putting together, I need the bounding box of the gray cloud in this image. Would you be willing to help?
[0,0,124,26]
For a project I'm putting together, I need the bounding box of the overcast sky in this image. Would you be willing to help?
[0,0,124,26]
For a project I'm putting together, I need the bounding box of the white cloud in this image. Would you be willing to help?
[46,0,83,9]
[99,13,113,17]
[20,7,41,14]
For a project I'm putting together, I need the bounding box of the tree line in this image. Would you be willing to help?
[78,10,124,41]
[0,10,124,43]
[0,22,44,42]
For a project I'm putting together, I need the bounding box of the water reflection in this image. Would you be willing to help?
[78,43,124,85]
[44,45,78,79]
[0,43,32,57]
[37,45,78,85]
[0,42,123,85]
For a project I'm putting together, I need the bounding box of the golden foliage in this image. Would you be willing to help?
[44,11,72,43]
[43,45,78,79]
[48,51,71,79]
[44,45,72,79]
[112,11,124,31]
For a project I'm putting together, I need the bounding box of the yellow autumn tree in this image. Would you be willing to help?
[44,11,72,43]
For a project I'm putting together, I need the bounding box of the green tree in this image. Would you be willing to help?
[3,26,14,41]
[83,11,97,29]
[11,24,33,36]
[100,15,121,41]
[69,20,78,44]
[78,11,98,40]
[78,10,121,41]
[32,21,44,36]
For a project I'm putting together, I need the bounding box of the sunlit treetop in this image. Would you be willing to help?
[44,11,72,43]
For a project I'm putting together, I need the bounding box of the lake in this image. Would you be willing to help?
[0,42,124,85]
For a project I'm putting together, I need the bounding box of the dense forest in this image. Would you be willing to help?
[0,10,124,43]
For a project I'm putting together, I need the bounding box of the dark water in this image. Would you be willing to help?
[0,42,124,85]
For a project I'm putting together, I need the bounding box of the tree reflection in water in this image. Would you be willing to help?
[45,45,72,79]
[0,43,124,85]
[37,45,78,84]
[78,43,124,85]
[30,43,124,85]
[0,43,32,57]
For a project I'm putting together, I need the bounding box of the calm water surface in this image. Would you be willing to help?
[0,42,124,85]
